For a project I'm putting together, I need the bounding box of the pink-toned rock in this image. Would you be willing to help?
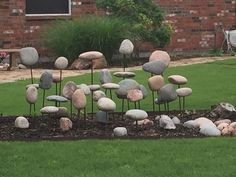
[149,50,171,66]
[168,75,187,85]
[127,89,143,102]
[135,119,154,128]
[92,57,107,69]
[59,117,72,131]
[148,75,165,91]
[79,51,103,60]
[72,89,87,109]
[217,123,229,131]
[229,122,236,129]
[176,87,192,97]
[221,127,231,135]
[214,119,231,126]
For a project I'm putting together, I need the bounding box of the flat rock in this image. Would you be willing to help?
[18,64,27,69]
[113,127,128,136]
[142,60,166,75]
[77,84,91,95]
[159,115,176,130]
[155,84,177,104]
[125,109,148,120]
[119,39,134,55]
[199,124,221,136]
[149,50,171,66]
[97,98,116,112]
[89,85,100,91]
[26,86,38,104]
[115,79,140,99]
[55,57,68,70]
[39,70,53,90]
[47,95,68,102]
[168,75,187,85]
[79,51,103,60]
[113,71,135,78]
[139,85,148,99]
[63,81,77,99]
[15,116,29,129]
[176,87,192,97]
[20,47,38,66]
[72,89,87,109]
[127,89,143,102]
[93,90,106,102]
[40,106,59,114]
[95,111,109,124]
[59,117,72,131]
[25,84,39,89]
[102,83,120,89]
[100,69,112,84]
[148,75,165,91]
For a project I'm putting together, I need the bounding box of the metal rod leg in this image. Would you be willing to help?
[33,103,36,116]
[152,91,155,111]
[179,97,182,112]
[138,101,141,109]
[109,89,112,99]
[30,67,33,84]
[91,91,94,119]
[29,104,32,116]
[70,100,73,118]
[183,97,186,112]
[42,89,45,107]
[127,99,130,110]
[59,70,62,96]
[122,99,124,113]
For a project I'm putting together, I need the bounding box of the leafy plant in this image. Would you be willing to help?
[43,16,134,64]
[96,0,172,48]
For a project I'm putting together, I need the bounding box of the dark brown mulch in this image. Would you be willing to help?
[0,110,218,141]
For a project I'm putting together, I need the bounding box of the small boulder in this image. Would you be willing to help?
[40,106,59,114]
[39,70,53,90]
[26,86,38,104]
[20,47,38,66]
[127,89,143,102]
[159,115,176,130]
[15,116,29,129]
[59,117,72,131]
[148,75,165,91]
[214,119,231,126]
[217,123,229,131]
[142,60,166,75]
[125,109,148,121]
[172,116,181,125]
[89,85,100,91]
[113,127,128,137]
[79,51,103,60]
[113,71,135,78]
[72,89,87,109]
[55,56,68,70]
[97,98,116,112]
[183,120,197,129]
[93,90,106,102]
[62,81,77,100]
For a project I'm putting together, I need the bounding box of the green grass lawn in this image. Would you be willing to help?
[1,58,236,115]
[0,138,235,177]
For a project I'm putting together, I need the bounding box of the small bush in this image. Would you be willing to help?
[43,16,134,65]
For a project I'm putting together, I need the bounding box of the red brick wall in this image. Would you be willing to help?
[0,0,235,57]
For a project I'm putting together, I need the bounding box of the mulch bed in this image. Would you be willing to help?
[0,110,220,141]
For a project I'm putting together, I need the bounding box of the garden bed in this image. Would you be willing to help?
[0,110,219,141]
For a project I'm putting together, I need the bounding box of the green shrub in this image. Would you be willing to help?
[43,16,134,65]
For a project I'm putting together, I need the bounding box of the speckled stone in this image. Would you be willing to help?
[148,75,165,91]
[149,50,171,66]
[115,79,139,99]
[168,75,187,85]
[155,84,177,104]
[142,60,167,75]
[97,98,116,112]
[79,51,103,60]
[127,89,143,102]
[62,81,77,100]
[20,47,38,66]
[72,89,87,109]
[55,57,68,70]
[39,70,53,90]
[25,86,38,104]
[119,39,134,55]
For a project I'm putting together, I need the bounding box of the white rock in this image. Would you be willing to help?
[125,109,148,120]
[183,120,196,129]
[172,116,181,125]
[97,98,116,112]
[93,90,106,102]
[40,106,59,114]
[119,39,134,55]
[194,117,215,128]
[159,115,176,130]
[55,56,68,70]
[176,87,192,97]
[25,86,38,104]
[15,116,29,129]
[199,123,221,136]
[113,127,127,137]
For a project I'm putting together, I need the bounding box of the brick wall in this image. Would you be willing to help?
[0,0,235,57]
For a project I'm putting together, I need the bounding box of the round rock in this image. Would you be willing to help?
[40,106,59,114]
[25,86,38,104]
[39,70,53,90]
[127,89,143,102]
[89,85,100,91]
[119,39,134,55]
[15,116,29,129]
[72,89,87,109]
[148,75,165,91]
[155,84,177,104]
[176,87,192,97]
[20,47,39,66]
[79,51,103,60]
[115,79,140,99]
[100,69,112,84]
[113,71,135,78]
[55,56,68,70]
[62,81,77,99]
[125,109,148,120]
[142,60,166,75]
[47,95,68,102]
[102,83,120,89]
[93,90,106,102]
[97,98,116,112]
[56,107,69,117]
[168,75,187,85]
[113,127,128,137]
[149,50,171,66]
[77,84,91,95]
[59,117,72,131]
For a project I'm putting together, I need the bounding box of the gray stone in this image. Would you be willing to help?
[97,98,116,112]
[79,51,103,60]
[139,85,148,99]
[125,109,148,120]
[62,81,77,99]
[199,124,221,136]
[142,60,166,75]
[95,111,109,124]
[89,85,100,91]
[72,89,87,109]
[172,116,181,125]
[40,106,59,114]
[113,71,135,78]
[47,95,68,102]
[59,117,72,131]
[20,47,39,66]
[102,83,120,89]
[115,79,140,99]
[159,115,176,130]
[113,127,128,137]
[168,75,188,85]
[25,86,38,104]
[26,84,39,89]
[39,70,53,90]
[93,90,106,102]
[100,69,112,84]
[155,84,177,104]
[176,87,192,97]
[55,56,68,70]
[15,116,29,129]
[183,120,196,129]
[119,39,134,55]
[77,84,91,95]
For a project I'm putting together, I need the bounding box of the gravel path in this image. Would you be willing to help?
[0,56,235,84]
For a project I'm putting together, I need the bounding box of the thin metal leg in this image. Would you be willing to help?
[123,54,126,72]
[138,101,141,109]
[70,100,73,118]
[33,103,36,116]
[134,102,137,109]
[109,89,112,99]
[91,91,94,119]
[55,83,58,95]
[179,97,182,112]
[127,99,130,110]
[77,109,80,119]
[122,99,124,113]
[183,97,186,112]
[84,107,87,121]
[164,103,167,111]
[59,70,62,96]
[152,91,155,111]
[42,89,45,107]
[167,102,170,113]
[29,104,32,116]
[30,67,33,84]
